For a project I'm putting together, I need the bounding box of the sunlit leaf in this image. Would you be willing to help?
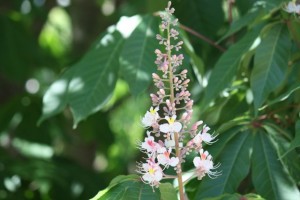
[39,28,124,127]
[251,131,300,200]
[195,129,253,199]
[120,15,159,95]
[250,23,291,113]
[90,175,177,200]
[203,27,261,106]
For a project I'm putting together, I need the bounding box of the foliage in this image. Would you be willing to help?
[1,0,300,200]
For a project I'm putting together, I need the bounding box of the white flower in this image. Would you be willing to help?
[193,149,220,180]
[188,125,217,147]
[200,125,217,144]
[140,159,163,187]
[157,147,179,167]
[141,132,159,154]
[159,115,182,133]
[284,1,300,13]
[142,107,160,127]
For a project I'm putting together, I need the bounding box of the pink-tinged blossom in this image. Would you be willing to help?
[193,149,219,180]
[141,107,160,127]
[200,125,217,144]
[141,132,159,154]
[137,1,219,190]
[157,147,179,167]
[139,159,163,187]
[159,115,182,133]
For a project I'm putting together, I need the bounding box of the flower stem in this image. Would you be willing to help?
[167,23,185,200]
[175,132,185,200]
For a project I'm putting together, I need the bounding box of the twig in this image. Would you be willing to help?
[179,24,226,52]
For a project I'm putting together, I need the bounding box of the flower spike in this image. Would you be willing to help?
[137,2,220,196]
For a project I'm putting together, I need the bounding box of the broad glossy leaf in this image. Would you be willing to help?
[90,175,177,200]
[203,27,261,106]
[250,23,291,112]
[251,131,300,200]
[195,130,253,199]
[120,15,159,95]
[39,28,124,127]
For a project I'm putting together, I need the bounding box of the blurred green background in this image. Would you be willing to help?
[0,0,168,199]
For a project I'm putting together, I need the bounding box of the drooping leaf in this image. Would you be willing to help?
[251,131,300,200]
[39,28,124,127]
[250,23,291,112]
[203,27,261,106]
[90,175,177,200]
[120,15,160,95]
[195,129,253,199]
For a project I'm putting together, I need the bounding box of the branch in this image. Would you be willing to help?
[179,24,226,52]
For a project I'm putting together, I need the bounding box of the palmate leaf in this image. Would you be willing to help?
[202,27,261,106]
[250,23,291,113]
[120,15,160,95]
[195,129,253,199]
[39,28,124,127]
[251,131,300,200]
[90,175,177,200]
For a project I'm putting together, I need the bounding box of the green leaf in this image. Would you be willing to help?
[180,29,205,84]
[203,193,265,200]
[266,125,300,183]
[250,23,291,112]
[260,83,300,110]
[287,18,300,45]
[39,28,124,127]
[218,7,263,42]
[159,183,178,200]
[195,130,253,199]
[203,27,261,106]
[251,131,300,200]
[120,15,159,95]
[174,0,224,36]
[90,175,177,200]
[280,120,300,158]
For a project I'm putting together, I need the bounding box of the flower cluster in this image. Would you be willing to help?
[137,1,220,189]
[284,1,300,14]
